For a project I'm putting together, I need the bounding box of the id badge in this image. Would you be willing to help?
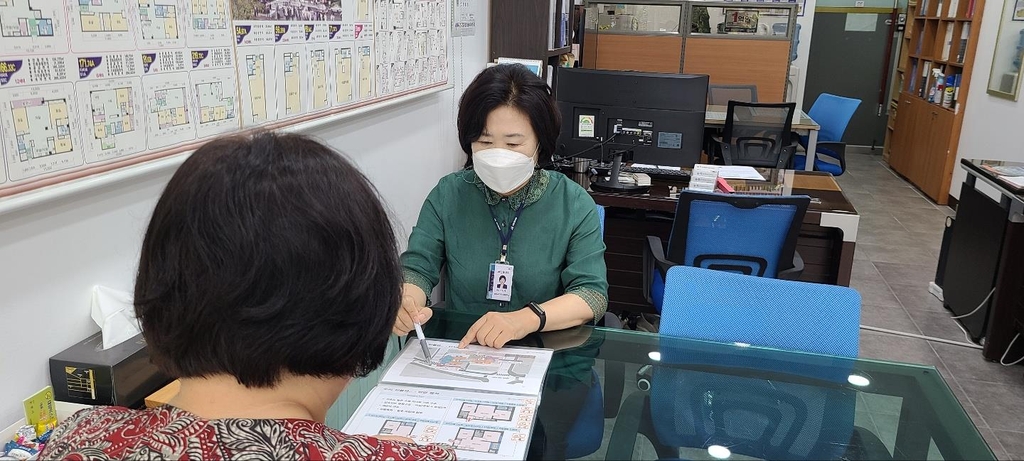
[486,261,514,302]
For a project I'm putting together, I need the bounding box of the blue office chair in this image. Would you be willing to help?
[792,93,862,176]
[643,191,810,313]
[563,204,621,459]
[607,266,890,460]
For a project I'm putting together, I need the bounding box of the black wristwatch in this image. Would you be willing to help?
[527,302,546,332]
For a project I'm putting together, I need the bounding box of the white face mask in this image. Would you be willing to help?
[472,148,536,194]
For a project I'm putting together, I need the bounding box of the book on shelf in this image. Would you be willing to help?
[947,0,959,16]
[966,0,975,17]
[342,339,554,461]
[942,23,954,61]
[548,0,558,50]
[956,24,970,62]
[935,0,943,16]
[909,60,919,93]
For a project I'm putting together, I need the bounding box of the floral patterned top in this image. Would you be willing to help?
[40,405,456,460]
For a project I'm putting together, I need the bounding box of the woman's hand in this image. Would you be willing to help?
[393,294,432,336]
[459,309,540,349]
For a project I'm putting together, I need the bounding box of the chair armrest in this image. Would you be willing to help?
[642,236,673,305]
[778,250,804,280]
[605,390,649,460]
[713,138,736,165]
[814,141,848,173]
[777,144,797,169]
[603,361,626,418]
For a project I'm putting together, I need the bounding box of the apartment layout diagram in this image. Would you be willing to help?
[280,50,300,115]
[452,428,503,455]
[357,44,372,99]
[88,86,134,150]
[457,403,514,423]
[401,346,538,386]
[194,81,234,124]
[10,96,73,162]
[243,53,268,122]
[78,0,129,32]
[309,48,328,110]
[137,0,178,40]
[333,46,352,104]
[379,420,416,437]
[149,86,188,129]
[190,0,226,30]
[0,0,54,38]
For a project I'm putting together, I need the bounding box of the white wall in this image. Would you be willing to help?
[0,1,489,426]
[952,0,1024,199]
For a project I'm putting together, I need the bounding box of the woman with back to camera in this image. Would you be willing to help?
[394,63,609,349]
[41,133,455,460]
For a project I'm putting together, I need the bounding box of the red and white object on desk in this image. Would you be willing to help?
[715,177,736,193]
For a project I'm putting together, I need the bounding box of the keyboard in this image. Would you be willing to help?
[621,165,691,182]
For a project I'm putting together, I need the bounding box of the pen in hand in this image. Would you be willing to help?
[413,321,432,365]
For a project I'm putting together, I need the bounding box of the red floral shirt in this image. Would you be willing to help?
[41,406,456,460]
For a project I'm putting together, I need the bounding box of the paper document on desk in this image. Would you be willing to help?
[1000,176,1024,189]
[382,339,553,396]
[706,111,727,120]
[343,384,537,461]
[718,166,766,181]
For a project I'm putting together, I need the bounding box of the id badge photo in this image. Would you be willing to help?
[486,261,514,302]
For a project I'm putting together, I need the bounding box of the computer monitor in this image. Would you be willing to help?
[555,68,708,192]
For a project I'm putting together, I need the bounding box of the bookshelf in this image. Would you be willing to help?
[884,0,985,205]
[490,0,576,82]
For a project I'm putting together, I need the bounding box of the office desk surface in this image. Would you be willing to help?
[706,104,820,130]
[580,169,856,216]
[420,308,994,461]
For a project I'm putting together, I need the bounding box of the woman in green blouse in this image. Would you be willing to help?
[393,64,609,349]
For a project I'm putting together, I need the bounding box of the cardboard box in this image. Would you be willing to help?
[49,333,170,408]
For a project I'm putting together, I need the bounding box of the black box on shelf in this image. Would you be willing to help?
[49,332,171,408]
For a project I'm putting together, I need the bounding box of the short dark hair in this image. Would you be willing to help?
[134,132,401,388]
[457,64,561,168]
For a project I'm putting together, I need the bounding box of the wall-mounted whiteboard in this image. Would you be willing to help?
[0,0,451,198]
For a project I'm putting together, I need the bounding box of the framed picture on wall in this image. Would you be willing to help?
[1014,0,1024,20]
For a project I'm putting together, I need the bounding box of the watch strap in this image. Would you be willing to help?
[528,302,546,332]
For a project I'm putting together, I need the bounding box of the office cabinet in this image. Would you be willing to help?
[883,0,985,205]
[888,93,956,200]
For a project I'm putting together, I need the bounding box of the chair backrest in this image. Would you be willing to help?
[806,93,861,143]
[665,190,810,278]
[721,101,796,168]
[707,84,758,105]
[659,265,861,356]
[650,266,861,458]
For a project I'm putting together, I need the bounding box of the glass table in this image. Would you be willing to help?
[418,308,994,460]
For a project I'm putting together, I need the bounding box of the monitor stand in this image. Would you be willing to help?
[590,149,649,194]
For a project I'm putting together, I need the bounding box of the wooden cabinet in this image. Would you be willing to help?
[888,91,958,200]
[883,0,985,205]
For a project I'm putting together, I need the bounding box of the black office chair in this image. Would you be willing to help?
[714,101,797,169]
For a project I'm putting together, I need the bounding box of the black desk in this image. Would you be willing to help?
[419,308,994,460]
[568,168,861,315]
[946,159,1024,362]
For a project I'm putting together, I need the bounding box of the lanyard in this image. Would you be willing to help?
[487,189,530,263]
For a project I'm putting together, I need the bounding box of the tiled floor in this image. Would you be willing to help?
[839,152,1024,460]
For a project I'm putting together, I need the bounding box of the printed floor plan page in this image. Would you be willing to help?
[381,339,553,396]
[341,384,536,461]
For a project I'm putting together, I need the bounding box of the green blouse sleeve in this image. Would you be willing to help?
[561,188,609,323]
[401,182,447,302]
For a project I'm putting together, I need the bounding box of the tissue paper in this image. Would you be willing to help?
[89,286,140,350]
